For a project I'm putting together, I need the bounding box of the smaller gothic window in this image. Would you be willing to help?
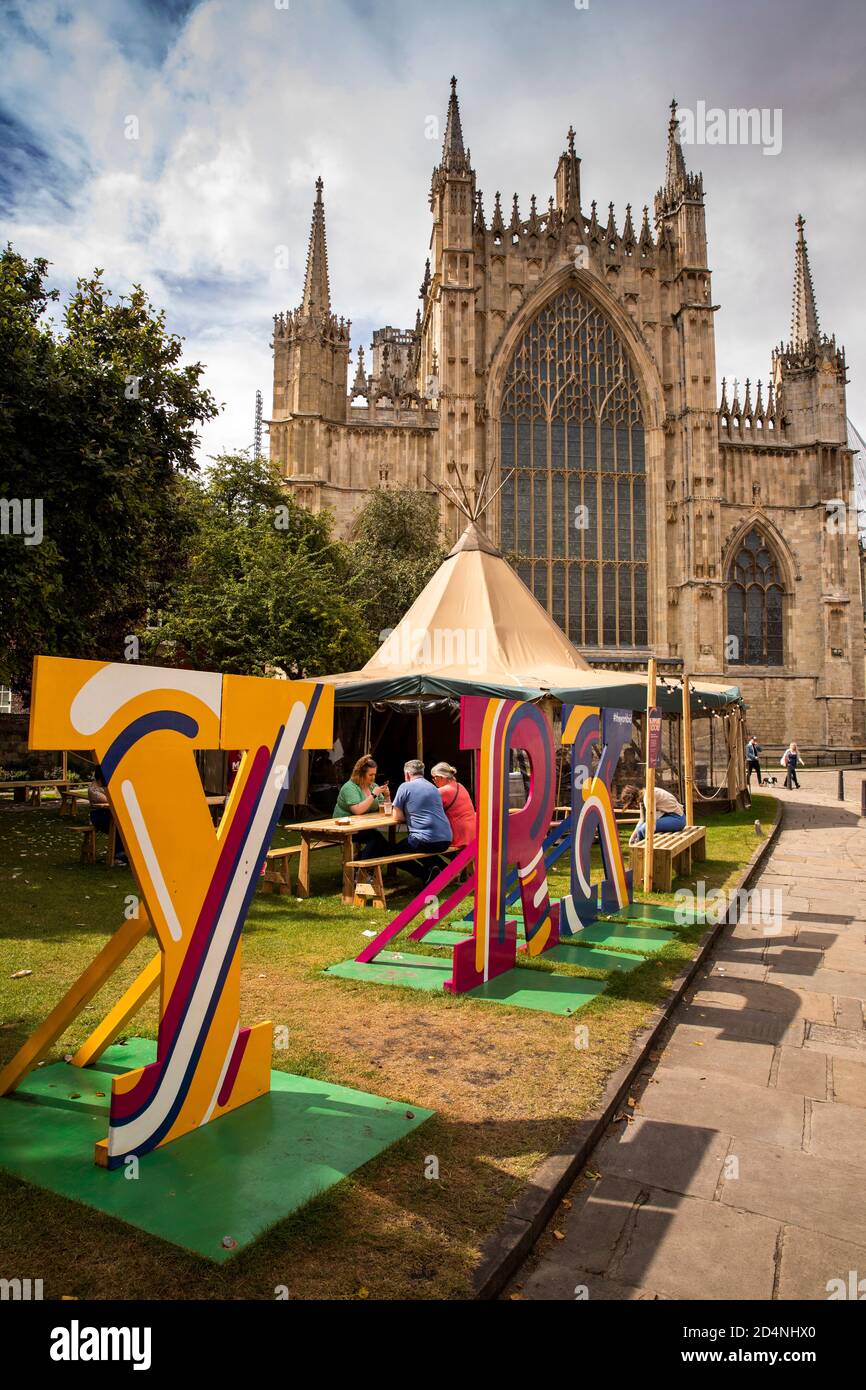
[726,528,784,666]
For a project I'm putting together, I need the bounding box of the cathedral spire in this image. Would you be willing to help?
[441,75,469,173]
[790,214,820,349]
[554,123,582,220]
[665,98,687,196]
[301,177,331,317]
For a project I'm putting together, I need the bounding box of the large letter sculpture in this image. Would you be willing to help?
[559,705,633,935]
[450,697,560,991]
[354,695,560,994]
[26,657,333,1167]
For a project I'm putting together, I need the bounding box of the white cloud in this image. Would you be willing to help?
[1,0,864,466]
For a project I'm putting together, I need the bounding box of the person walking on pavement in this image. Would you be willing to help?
[746,734,762,789]
[781,741,804,789]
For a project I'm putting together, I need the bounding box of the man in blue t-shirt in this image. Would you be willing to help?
[391,759,453,884]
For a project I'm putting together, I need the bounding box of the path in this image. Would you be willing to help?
[509,781,866,1301]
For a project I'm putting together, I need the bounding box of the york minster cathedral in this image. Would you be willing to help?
[269,80,864,746]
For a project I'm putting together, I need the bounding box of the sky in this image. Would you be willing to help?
[2,0,865,463]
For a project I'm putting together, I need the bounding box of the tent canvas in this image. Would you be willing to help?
[322,522,742,714]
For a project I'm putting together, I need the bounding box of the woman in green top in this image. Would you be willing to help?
[334,755,390,860]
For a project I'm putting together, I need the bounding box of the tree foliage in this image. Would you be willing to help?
[0,247,219,690]
[141,453,374,677]
[346,485,446,640]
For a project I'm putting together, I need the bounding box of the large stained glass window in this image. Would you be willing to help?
[726,528,784,666]
[498,287,647,648]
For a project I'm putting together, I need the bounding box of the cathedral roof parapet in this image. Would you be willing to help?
[718,375,786,443]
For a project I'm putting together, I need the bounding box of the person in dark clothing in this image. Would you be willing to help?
[782,742,803,789]
[88,772,128,866]
[745,735,762,789]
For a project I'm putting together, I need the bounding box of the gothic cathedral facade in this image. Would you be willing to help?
[269,80,864,747]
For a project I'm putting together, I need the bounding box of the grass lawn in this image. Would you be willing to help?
[0,793,774,1299]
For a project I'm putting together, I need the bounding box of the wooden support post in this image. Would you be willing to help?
[644,656,657,894]
[682,674,695,828]
[0,911,152,1095]
[416,708,424,765]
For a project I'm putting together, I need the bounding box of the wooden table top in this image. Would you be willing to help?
[284,811,399,835]
[0,779,72,790]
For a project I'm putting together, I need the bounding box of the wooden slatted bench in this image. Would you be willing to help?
[344,848,459,909]
[629,825,707,893]
[259,840,331,895]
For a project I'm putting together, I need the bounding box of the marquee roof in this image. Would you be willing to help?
[322,522,742,713]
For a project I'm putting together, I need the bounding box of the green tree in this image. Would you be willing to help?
[0,247,219,692]
[141,453,373,676]
[347,485,446,640]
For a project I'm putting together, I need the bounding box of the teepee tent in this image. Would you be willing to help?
[322,520,741,714]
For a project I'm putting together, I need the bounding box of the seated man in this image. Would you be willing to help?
[390,759,453,885]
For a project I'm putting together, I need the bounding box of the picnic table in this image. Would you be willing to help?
[283,811,402,904]
[0,778,72,806]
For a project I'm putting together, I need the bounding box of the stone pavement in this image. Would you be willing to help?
[510,782,866,1301]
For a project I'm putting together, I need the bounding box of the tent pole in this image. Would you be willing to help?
[416,708,424,766]
[644,656,657,893]
[682,674,695,827]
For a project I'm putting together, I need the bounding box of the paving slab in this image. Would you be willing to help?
[692,976,835,1025]
[593,1116,729,1200]
[804,1020,866,1058]
[808,1098,866,1166]
[834,997,865,1030]
[777,1224,866,1300]
[707,959,768,982]
[611,1191,780,1301]
[719,1137,866,1246]
[774,1046,828,1100]
[661,1023,775,1087]
[767,966,866,1000]
[832,1055,866,1108]
[520,1261,667,1301]
[679,1000,805,1046]
[533,1174,641,1275]
[638,1065,805,1148]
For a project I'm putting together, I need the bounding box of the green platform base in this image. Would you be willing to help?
[541,944,647,973]
[565,922,674,953]
[602,902,698,928]
[0,1040,432,1262]
[418,929,472,947]
[326,952,607,1015]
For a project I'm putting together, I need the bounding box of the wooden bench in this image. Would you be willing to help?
[344,848,458,908]
[260,846,301,895]
[629,825,707,892]
[259,840,331,895]
[70,824,97,864]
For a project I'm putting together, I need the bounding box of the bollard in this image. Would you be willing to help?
[838,769,845,801]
